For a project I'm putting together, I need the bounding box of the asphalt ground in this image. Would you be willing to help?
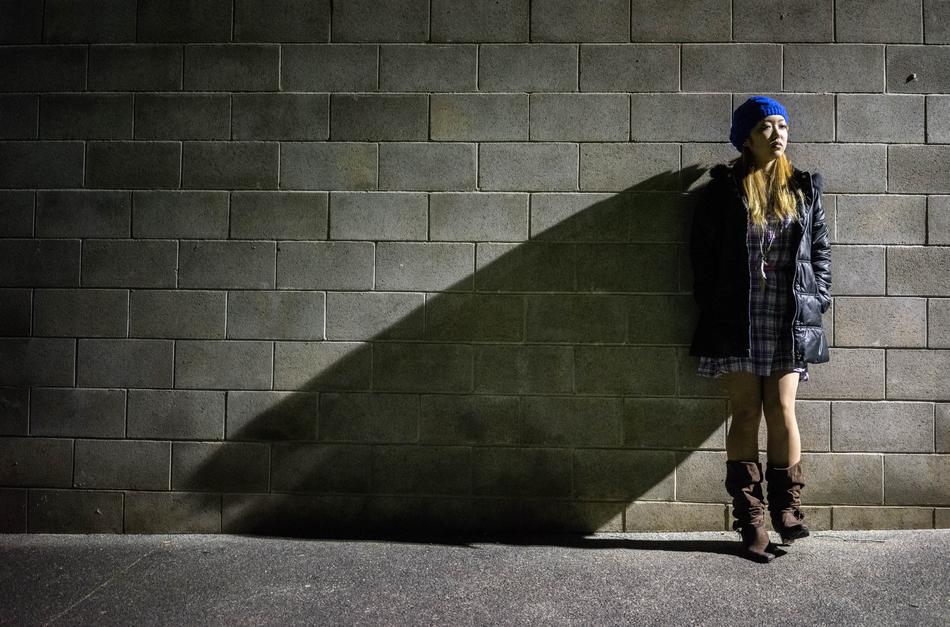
[1,529,948,626]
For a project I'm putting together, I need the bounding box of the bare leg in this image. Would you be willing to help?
[762,370,802,466]
[722,372,763,461]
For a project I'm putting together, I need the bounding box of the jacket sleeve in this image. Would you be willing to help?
[810,171,832,314]
[689,181,718,311]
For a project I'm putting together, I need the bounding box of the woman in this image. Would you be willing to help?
[689,95,831,563]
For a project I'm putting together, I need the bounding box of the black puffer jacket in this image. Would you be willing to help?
[688,163,831,363]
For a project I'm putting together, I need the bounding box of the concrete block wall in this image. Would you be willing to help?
[1,0,949,535]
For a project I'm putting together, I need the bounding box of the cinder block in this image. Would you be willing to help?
[520,499,624,533]
[576,346,676,396]
[798,348,885,400]
[36,191,130,238]
[623,398,727,449]
[33,288,128,337]
[0,95,37,139]
[222,493,366,534]
[575,242,680,291]
[372,342,472,392]
[172,441,270,491]
[380,44,477,91]
[77,338,174,388]
[793,400,832,452]
[326,292,423,340]
[75,439,170,490]
[375,242,473,291]
[0,437,73,487]
[86,141,181,189]
[832,401,934,452]
[230,191,327,240]
[479,142,576,191]
[125,492,221,533]
[232,94,329,140]
[127,389,225,440]
[452,287,535,338]
[130,289,225,339]
[430,94,527,141]
[0,488,26,532]
[0,141,84,188]
[926,96,950,143]
[887,44,950,92]
[271,443,371,493]
[938,404,950,452]
[474,242,575,291]
[430,192,528,241]
[796,453,884,505]
[667,450,726,503]
[682,44,782,92]
[627,293,696,344]
[30,387,124,438]
[889,145,950,193]
[183,44,279,91]
[471,447,572,496]
[473,344,573,393]
[928,195,950,245]
[525,295,628,343]
[785,44,884,92]
[0,338,75,386]
[280,44,377,91]
[88,44,182,91]
[276,241,374,289]
[531,191,670,242]
[0,0,43,42]
[279,142,376,191]
[430,0,529,42]
[318,392,419,442]
[134,94,230,140]
[887,246,950,295]
[929,299,950,348]
[836,0,922,42]
[43,0,136,43]
[131,191,229,238]
[574,449,674,499]
[631,0,730,42]
[0,190,32,236]
[273,340,372,390]
[419,394,519,444]
[0,240,79,287]
[833,297,926,347]
[518,396,623,446]
[234,0,330,42]
[629,93,729,141]
[379,143,477,191]
[174,340,273,390]
[81,239,177,288]
[0,386,28,435]
[0,45,86,91]
[330,192,428,240]
[625,501,727,532]
[837,94,924,142]
[479,44,577,92]
[829,244,885,295]
[372,445,471,494]
[137,0,231,42]
[227,290,324,340]
[531,0,628,41]
[330,94,427,141]
[332,0,429,42]
[178,240,275,289]
[886,349,950,400]
[182,141,278,190]
[926,0,950,42]
[580,143,680,191]
[734,0,833,41]
[28,489,123,533]
[0,289,31,337]
[530,93,629,141]
[884,454,950,504]
[832,506,933,530]
[939,507,950,527]
[39,94,132,140]
[835,194,925,244]
[226,390,316,440]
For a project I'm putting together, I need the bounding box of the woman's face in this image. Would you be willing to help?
[743,114,788,167]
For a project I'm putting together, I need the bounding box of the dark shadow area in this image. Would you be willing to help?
[181,163,739,546]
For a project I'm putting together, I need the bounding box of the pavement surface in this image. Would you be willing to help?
[1,529,948,626]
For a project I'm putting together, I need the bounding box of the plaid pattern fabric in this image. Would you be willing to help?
[697,208,809,382]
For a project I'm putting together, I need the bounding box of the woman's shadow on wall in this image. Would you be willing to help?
[179,163,740,549]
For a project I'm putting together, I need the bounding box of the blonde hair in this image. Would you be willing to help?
[731,149,806,227]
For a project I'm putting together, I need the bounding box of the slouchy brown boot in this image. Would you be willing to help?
[765,459,810,545]
[725,460,775,563]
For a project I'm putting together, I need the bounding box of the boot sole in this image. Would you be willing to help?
[778,528,810,545]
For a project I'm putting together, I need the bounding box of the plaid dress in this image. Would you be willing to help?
[697,205,809,382]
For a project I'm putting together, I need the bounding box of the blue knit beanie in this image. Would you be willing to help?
[730,95,789,152]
